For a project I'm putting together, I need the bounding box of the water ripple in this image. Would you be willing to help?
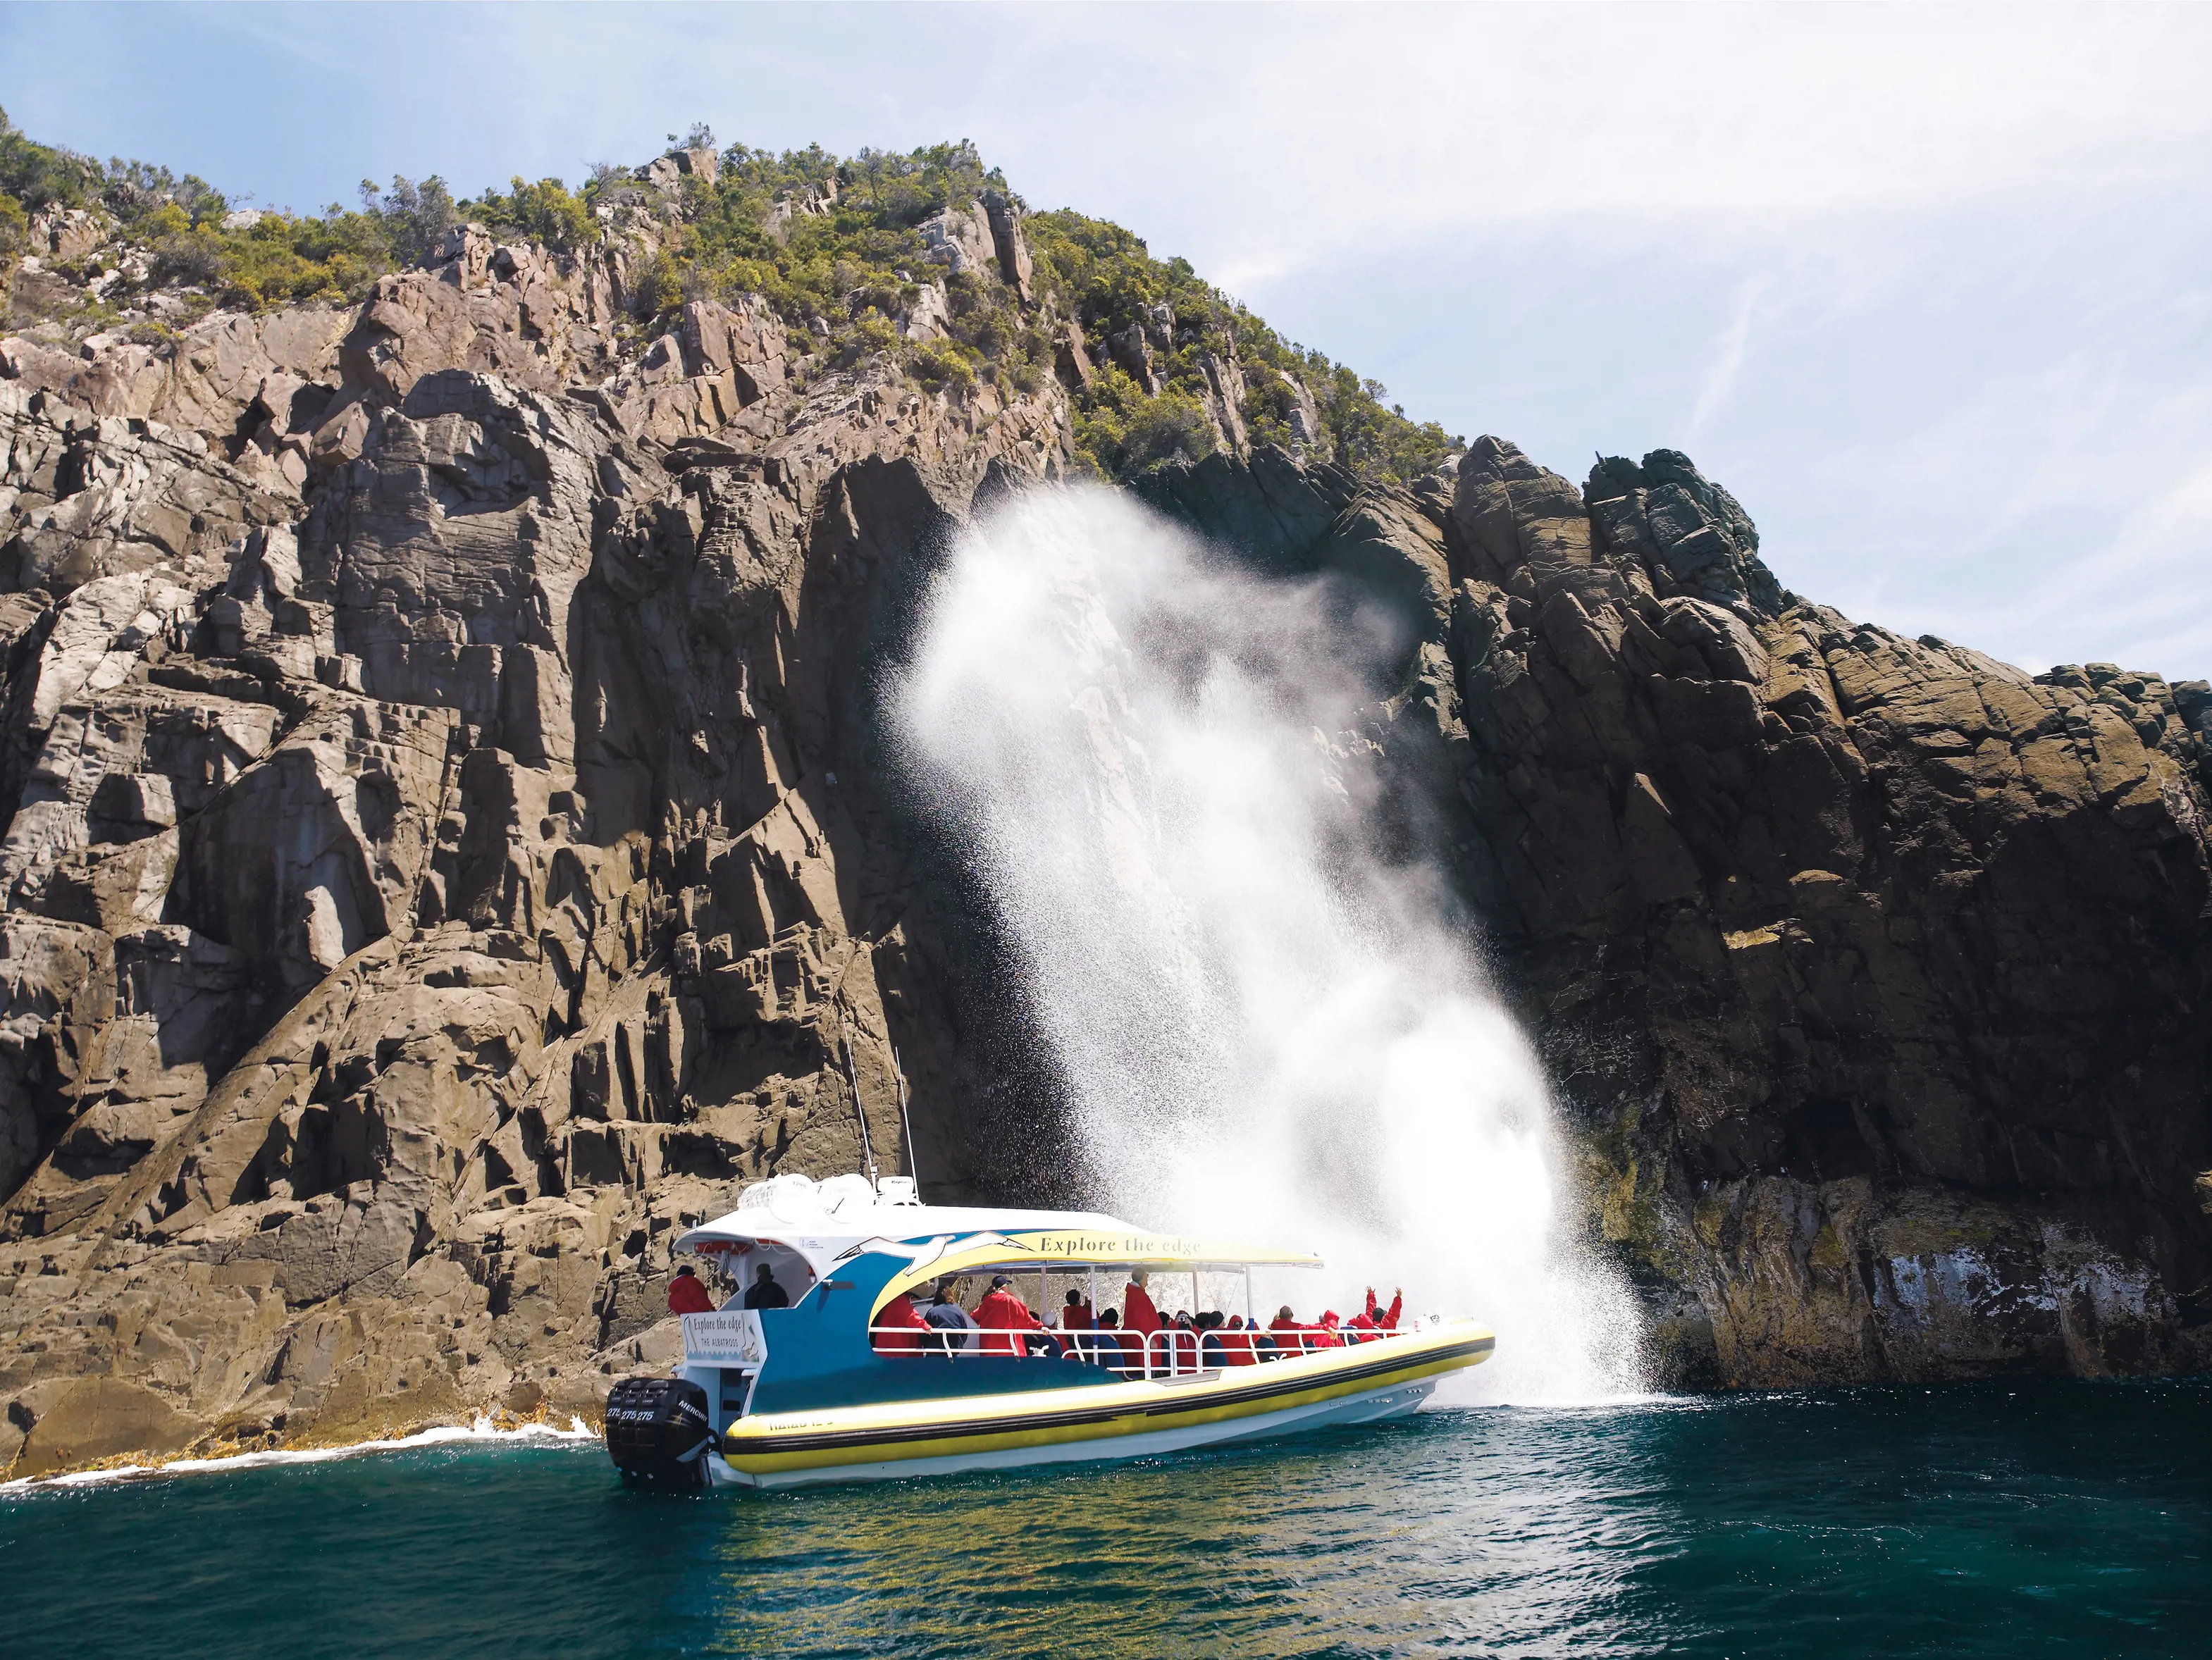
[2,1385,2204,1659]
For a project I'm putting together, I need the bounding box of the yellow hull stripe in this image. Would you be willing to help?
[723,1327,1493,1476]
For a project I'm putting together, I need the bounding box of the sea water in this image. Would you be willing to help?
[2,1382,2204,1656]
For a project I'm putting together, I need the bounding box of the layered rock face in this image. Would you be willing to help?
[1,209,2206,1478]
[1142,440,2212,1387]
[0,224,1068,1476]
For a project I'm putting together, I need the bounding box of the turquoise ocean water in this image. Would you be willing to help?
[2,1380,2204,1657]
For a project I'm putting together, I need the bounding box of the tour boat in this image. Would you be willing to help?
[603,1172,1495,1489]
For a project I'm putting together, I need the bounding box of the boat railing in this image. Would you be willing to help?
[867,1322,1422,1378]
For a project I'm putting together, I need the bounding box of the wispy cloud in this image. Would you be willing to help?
[1689,275,1770,440]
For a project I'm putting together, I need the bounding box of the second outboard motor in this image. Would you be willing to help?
[605,1375,715,1489]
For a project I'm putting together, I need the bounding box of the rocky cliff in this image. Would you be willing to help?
[1142,444,2212,1387]
[2,137,2206,1477]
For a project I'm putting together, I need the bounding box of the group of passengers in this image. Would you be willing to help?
[667,1261,791,1315]
[870,1266,1404,1373]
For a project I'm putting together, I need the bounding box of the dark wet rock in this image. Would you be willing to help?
[1144,435,2212,1387]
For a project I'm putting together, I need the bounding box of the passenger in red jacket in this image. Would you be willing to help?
[667,1265,714,1315]
[1123,1269,1162,1338]
[871,1289,927,1355]
[1268,1305,1310,1356]
[1218,1315,1258,1365]
[1162,1312,1199,1374]
[1058,1287,1094,1331]
[1314,1311,1347,1349]
[975,1275,1046,1357]
[1123,1269,1163,1372]
[1058,1287,1097,1363]
[1366,1287,1402,1330]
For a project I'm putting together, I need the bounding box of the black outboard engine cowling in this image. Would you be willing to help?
[605,1375,715,1489]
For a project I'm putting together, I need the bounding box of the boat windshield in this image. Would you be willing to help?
[688,1238,818,1308]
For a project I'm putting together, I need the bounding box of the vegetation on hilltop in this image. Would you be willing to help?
[576,136,1459,484]
[1,104,462,318]
[2,109,1459,485]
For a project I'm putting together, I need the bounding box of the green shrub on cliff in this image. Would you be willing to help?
[467,175,595,254]
[1025,211,1461,485]
[1072,363,1219,474]
[0,106,101,213]
[0,192,27,264]
[134,199,392,310]
[359,175,459,266]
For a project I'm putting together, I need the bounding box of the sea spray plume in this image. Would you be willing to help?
[895,484,1645,1401]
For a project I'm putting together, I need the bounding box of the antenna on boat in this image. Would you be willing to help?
[891,1042,915,1180]
[839,1010,879,1190]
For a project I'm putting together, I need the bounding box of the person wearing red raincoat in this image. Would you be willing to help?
[1313,1311,1347,1349]
[1163,1313,1199,1374]
[667,1265,714,1315]
[1058,1288,1097,1364]
[871,1289,927,1355]
[1366,1287,1402,1330]
[1268,1306,1311,1356]
[1123,1269,1163,1373]
[975,1276,1046,1357]
[1220,1315,1258,1365]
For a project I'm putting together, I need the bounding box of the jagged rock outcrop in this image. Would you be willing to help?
[1142,437,2212,1387]
[0,220,1070,1478]
[2,197,2206,1480]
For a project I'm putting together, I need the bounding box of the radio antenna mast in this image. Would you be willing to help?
[839,1011,877,1189]
[892,1043,916,1179]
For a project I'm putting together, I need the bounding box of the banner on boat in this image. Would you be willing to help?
[682,1310,769,1365]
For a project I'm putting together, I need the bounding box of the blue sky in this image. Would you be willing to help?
[6,2,2209,679]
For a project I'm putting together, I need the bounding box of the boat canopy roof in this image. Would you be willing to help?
[674,1173,1323,1287]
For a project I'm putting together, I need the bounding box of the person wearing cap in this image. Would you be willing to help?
[975,1273,1049,1358]
[667,1263,714,1315]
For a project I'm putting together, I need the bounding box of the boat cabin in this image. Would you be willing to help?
[667,1173,1340,1438]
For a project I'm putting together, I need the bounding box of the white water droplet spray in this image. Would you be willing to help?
[896,485,1645,1401]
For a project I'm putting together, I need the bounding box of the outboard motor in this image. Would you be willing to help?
[605,1375,715,1490]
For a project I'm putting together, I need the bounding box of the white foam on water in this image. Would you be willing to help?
[896,484,1648,1403]
[0,1415,596,1494]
